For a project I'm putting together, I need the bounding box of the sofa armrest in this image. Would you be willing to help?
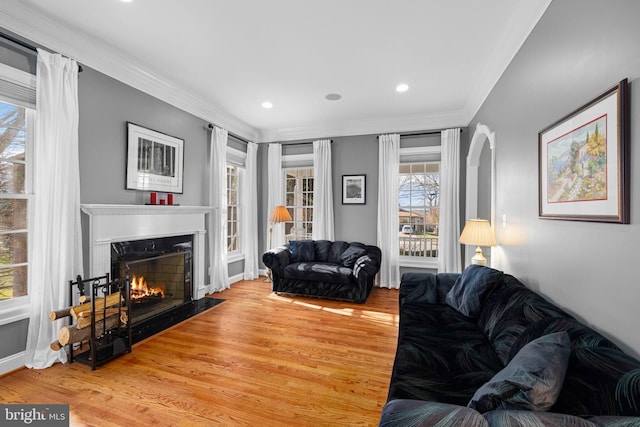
[262,245,290,277]
[400,272,460,307]
[353,245,382,281]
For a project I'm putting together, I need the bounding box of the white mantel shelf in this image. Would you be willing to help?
[81,204,211,299]
[81,204,212,216]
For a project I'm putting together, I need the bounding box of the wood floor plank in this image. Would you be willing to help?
[0,280,400,426]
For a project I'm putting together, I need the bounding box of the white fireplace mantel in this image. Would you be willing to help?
[81,204,212,299]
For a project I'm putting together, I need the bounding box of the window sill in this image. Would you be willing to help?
[399,257,438,270]
[228,252,245,264]
[0,298,30,327]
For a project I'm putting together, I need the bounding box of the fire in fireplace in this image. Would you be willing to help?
[111,235,193,326]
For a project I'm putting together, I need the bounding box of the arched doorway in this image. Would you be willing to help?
[465,123,496,266]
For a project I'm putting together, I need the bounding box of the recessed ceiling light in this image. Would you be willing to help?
[120,0,133,3]
[396,83,409,93]
[325,93,342,101]
[261,101,273,109]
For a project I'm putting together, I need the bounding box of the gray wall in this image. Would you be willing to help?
[470,0,640,357]
[258,131,468,275]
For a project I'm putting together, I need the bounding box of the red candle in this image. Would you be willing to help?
[160,199,166,205]
[167,194,174,205]
[150,192,157,205]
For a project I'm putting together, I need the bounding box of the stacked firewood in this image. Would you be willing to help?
[49,293,128,350]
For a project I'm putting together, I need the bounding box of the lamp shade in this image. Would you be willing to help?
[459,219,496,247]
[270,205,292,224]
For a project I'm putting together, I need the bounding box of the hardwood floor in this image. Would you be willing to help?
[0,279,400,426]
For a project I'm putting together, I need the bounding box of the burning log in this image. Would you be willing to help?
[70,293,124,319]
[58,314,126,346]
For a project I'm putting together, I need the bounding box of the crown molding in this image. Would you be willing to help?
[463,0,552,122]
[259,109,468,142]
[0,0,259,142]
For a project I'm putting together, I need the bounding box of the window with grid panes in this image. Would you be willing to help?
[226,164,239,253]
[398,162,440,260]
[0,100,31,302]
[284,168,313,242]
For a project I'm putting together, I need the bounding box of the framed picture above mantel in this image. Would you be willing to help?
[126,122,184,194]
[538,79,629,223]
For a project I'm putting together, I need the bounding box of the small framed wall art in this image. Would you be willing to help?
[126,122,184,194]
[538,79,629,223]
[342,174,366,205]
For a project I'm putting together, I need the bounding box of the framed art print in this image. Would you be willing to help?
[538,79,629,223]
[126,122,184,193]
[342,174,366,204]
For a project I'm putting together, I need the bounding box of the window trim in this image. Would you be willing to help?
[0,90,34,323]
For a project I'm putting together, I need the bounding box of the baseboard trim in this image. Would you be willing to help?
[0,351,25,376]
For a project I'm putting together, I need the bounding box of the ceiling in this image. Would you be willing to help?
[0,0,551,142]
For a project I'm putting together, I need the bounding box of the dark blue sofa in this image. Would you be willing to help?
[262,240,381,303]
[380,267,640,426]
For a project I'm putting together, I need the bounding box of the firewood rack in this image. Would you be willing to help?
[67,273,132,370]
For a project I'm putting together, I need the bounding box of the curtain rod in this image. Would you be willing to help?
[207,123,251,145]
[0,32,84,72]
[377,129,463,139]
[279,139,333,147]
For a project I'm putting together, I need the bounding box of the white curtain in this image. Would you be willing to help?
[241,142,259,279]
[25,49,83,369]
[312,139,334,240]
[438,128,462,273]
[377,134,401,289]
[267,143,285,248]
[209,126,230,292]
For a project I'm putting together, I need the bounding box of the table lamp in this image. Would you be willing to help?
[459,219,496,266]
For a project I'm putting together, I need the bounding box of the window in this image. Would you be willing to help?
[284,167,313,242]
[398,162,440,263]
[226,164,240,253]
[0,100,31,303]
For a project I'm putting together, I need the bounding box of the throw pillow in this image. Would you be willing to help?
[289,240,315,262]
[340,243,367,268]
[445,265,503,317]
[468,331,571,413]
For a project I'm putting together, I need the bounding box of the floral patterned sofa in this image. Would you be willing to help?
[262,240,381,303]
[379,266,640,426]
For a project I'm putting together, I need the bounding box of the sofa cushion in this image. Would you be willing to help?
[468,332,571,413]
[289,240,315,262]
[313,240,332,262]
[552,346,640,416]
[483,410,597,427]
[380,400,488,427]
[476,275,573,365]
[508,317,622,362]
[340,242,367,268]
[283,262,354,285]
[387,303,504,405]
[328,241,349,264]
[445,265,503,318]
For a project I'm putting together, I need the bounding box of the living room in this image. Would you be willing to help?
[1,0,640,425]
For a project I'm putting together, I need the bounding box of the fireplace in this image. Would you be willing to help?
[81,204,213,342]
[111,235,193,325]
